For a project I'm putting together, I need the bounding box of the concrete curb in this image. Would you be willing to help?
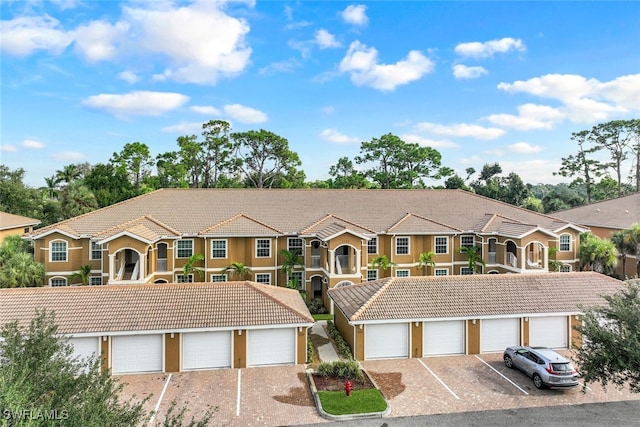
[306,367,391,421]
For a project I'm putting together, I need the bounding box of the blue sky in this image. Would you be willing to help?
[1,0,639,188]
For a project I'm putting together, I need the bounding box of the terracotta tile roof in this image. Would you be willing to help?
[552,193,640,230]
[299,214,375,239]
[201,213,283,236]
[329,272,625,323]
[0,282,314,334]
[0,211,40,230]
[387,213,460,234]
[25,189,583,240]
[95,216,181,243]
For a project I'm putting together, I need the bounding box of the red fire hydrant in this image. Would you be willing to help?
[344,380,352,397]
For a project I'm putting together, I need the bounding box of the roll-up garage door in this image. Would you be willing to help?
[529,316,568,349]
[365,323,409,359]
[423,320,465,356]
[112,334,163,374]
[182,331,232,370]
[481,318,519,352]
[247,328,295,366]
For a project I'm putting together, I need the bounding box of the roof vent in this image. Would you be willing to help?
[625,210,629,214]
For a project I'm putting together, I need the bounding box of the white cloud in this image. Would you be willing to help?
[414,122,505,140]
[259,58,301,75]
[72,19,129,62]
[507,142,542,154]
[190,106,221,115]
[315,29,341,49]
[319,129,359,144]
[455,37,526,59]
[0,144,18,153]
[320,106,335,115]
[22,139,45,149]
[452,64,488,79]
[400,134,459,149]
[486,103,564,130]
[117,71,140,84]
[339,41,435,91]
[497,73,640,123]
[500,159,564,184]
[0,15,73,57]
[341,5,368,26]
[52,151,85,162]
[161,121,203,134]
[82,91,189,118]
[223,104,267,124]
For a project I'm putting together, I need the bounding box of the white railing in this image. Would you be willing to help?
[335,255,343,275]
[507,252,518,268]
[116,262,125,280]
[311,255,321,268]
[157,259,167,272]
[488,252,496,264]
[131,260,140,280]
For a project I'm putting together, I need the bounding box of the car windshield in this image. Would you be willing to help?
[551,363,573,372]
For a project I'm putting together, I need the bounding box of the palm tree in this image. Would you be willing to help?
[417,251,436,275]
[183,253,205,281]
[369,254,396,276]
[55,164,81,185]
[579,232,618,274]
[459,245,486,274]
[280,249,303,278]
[0,252,45,288]
[70,264,92,285]
[547,246,564,272]
[627,224,640,276]
[611,230,634,278]
[221,261,251,280]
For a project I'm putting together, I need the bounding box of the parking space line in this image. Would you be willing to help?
[579,382,592,391]
[236,369,242,416]
[417,359,460,399]
[148,373,172,426]
[475,355,529,395]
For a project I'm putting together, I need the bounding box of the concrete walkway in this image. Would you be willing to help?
[309,320,341,362]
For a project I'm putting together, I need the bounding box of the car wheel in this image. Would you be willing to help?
[504,355,514,368]
[532,374,544,389]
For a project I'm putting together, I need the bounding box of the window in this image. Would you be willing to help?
[177,274,193,283]
[255,273,271,285]
[560,264,571,273]
[396,270,409,277]
[90,276,102,286]
[50,278,67,287]
[289,271,304,289]
[434,268,448,276]
[256,239,271,258]
[210,274,227,282]
[288,238,304,256]
[366,270,378,281]
[460,235,475,249]
[559,234,571,252]
[435,236,448,254]
[50,241,67,262]
[90,242,102,260]
[396,236,409,255]
[211,240,227,258]
[177,240,193,258]
[367,237,378,254]
[461,267,474,275]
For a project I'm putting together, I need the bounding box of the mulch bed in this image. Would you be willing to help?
[311,371,375,392]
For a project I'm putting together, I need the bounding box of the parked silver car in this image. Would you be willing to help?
[503,346,579,389]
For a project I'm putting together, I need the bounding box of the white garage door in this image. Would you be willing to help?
[69,337,100,362]
[365,323,409,359]
[182,331,232,370]
[423,320,465,356]
[248,328,295,366]
[529,316,568,349]
[112,335,163,374]
[481,318,519,352]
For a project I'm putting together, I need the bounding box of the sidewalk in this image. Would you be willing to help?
[309,320,341,363]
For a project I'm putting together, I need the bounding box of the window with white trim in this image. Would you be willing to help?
[461,267,474,275]
[210,274,227,282]
[256,239,271,258]
[289,271,304,289]
[559,234,571,252]
[367,237,378,254]
[434,268,448,276]
[50,278,67,287]
[396,236,410,255]
[460,235,475,249]
[177,274,193,283]
[211,240,227,258]
[177,239,193,258]
[435,236,448,254]
[560,264,572,272]
[90,276,102,286]
[366,270,378,281]
[255,273,271,284]
[396,269,409,277]
[288,238,304,256]
[90,242,102,260]
[50,241,67,262]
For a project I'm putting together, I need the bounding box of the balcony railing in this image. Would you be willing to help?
[157,259,167,272]
[507,252,518,268]
[488,252,496,264]
[311,255,321,268]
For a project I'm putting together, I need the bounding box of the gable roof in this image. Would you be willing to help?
[328,272,625,323]
[0,282,314,334]
[387,213,460,234]
[299,214,375,240]
[95,215,181,244]
[0,212,40,231]
[25,189,583,241]
[552,193,640,230]
[201,213,283,236]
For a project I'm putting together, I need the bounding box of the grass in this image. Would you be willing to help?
[317,389,387,415]
[313,314,334,321]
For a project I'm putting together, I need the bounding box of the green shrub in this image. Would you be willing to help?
[317,360,364,381]
[307,298,327,315]
[307,331,315,363]
[326,320,354,360]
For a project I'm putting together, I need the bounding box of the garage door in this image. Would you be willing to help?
[112,335,163,374]
[69,337,100,362]
[529,316,568,349]
[182,331,232,370]
[247,328,295,366]
[365,323,408,359]
[481,318,519,352]
[423,320,465,356]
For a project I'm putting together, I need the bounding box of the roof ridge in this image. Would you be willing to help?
[388,212,461,233]
[247,281,313,321]
[352,277,395,321]
[300,213,375,234]
[201,213,283,234]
